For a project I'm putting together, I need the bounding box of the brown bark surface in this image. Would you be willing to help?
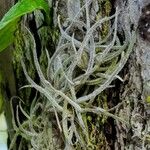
[114,0,150,149]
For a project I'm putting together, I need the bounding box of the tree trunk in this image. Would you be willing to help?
[1,0,150,150]
[114,0,150,149]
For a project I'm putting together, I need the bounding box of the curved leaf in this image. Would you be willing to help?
[0,0,50,52]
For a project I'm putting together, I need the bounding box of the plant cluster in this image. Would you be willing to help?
[10,0,136,149]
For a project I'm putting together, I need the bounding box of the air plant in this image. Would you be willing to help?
[10,0,136,149]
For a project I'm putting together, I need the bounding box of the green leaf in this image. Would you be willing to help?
[0,0,50,52]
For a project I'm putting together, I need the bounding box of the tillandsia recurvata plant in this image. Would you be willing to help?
[9,0,136,149]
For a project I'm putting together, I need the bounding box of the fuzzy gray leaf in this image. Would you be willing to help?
[67,0,80,19]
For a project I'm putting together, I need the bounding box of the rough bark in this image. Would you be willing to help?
[114,0,150,149]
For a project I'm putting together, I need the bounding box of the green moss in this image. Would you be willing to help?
[94,0,112,54]
[13,26,35,104]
